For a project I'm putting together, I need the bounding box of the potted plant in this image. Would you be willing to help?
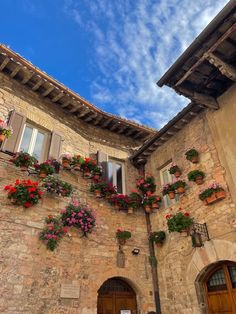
[143,195,162,213]
[166,209,193,236]
[199,182,226,205]
[35,160,55,178]
[169,163,181,178]
[127,191,142,213]
[90,181,107,198]
[116,228,131,245]
[91,165,103,180]
[185,148,199,163]
[162,183,175,199]
[136,175,156,195]
[10,152,38,171]
[4,179,43,208]
[71,155,84,171]
[0,118,13,142]
[149,231,166,247]
[103,182,117,199]
[40,215,68,251]
[188,170,205,185]
[109,194,129,211]
[60,201,96,237]
[172,179,187,194]
[80,157,97,178]
[60,153,72,169]
[42,175,73,197]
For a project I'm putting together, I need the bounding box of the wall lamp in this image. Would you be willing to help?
[191,222,210,248]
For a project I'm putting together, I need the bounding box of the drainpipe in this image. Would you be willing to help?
[138,163,162,314]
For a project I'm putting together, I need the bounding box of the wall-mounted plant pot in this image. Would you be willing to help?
[62,160,71,169]
[216,190,226,200]
[20,166,28,171]
[195,176,204,185]
[118,238,126,246]
[0,134,6,142]
[155,242,163,248]
[38,171,47,178]
[152,203,160,209]
[73,165,81,171]
[177,187,185,194]
[190,156,199,163]
[144,205,152,213]
[84,171,91,178]
[179,229,190,237]
[174,171,181,178]
[127,207,134,214]
[203,193,217,205]
[168,191,175,199]
[94,189,101,198]
[93,174,100,180]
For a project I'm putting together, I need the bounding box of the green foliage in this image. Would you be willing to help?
[116,229,131,240]
[172,180,186,189]
[188,170,205,181]
[11,152,37,168]
[149,231,166,243]
[42,175,73,197]
[185,148,199,161]
[169,164,181,175]
[166,211,193,233]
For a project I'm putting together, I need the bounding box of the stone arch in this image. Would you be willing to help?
[186,239,236,313]
[95,270,146,312]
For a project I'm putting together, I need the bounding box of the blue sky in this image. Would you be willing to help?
[0,0,229,129]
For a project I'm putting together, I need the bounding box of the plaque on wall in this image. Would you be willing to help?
[120,311,131,314]
[60,282,80,299]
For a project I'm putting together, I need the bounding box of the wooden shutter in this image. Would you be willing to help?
[48,132,63,160]
[2,110,26,154]
[97,150,108,181]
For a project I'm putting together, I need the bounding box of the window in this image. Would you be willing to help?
[18,123,50,162]
[160,162,179,207]
[108,159,125,194]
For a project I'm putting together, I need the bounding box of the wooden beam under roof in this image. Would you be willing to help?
[101,119,113,128]
[70,103,83,113]
[52,92,64,102]
[126,128,136,136]
[175,23,236,87]
[42,84,55,97]
[117,125,128,134]
[205,52,236,81]
[133,131,144,139]
[0,57,10,71]
[93,115,103,126]
[10,64,21,78]
[77,108,91,118]
[60,99,71,108]
[109,123,119,131]
[32,77,45,91]
[84,113,97,122]
[22,71,34,84]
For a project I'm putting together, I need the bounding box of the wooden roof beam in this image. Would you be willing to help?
[60,99,71,108]
[178,87,219,110]
[84,113,97,122]
[101,119,113,128]
[205,52,236,81]
[133,131,144,139]
[42,84,55,97]
[52,92,64,103]
[22,71,34,84]
[93,115,103,126]
[70,104,83,113]
[175,23,236,87]
[125,128,136,136]
[10,64,21,78]
[0,57,10,71]
[109,123,119,131]
[77,108,91,118]
[32,78,45,91]
[117,126,128,134]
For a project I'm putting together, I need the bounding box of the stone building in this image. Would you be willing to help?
[0,1,236,314]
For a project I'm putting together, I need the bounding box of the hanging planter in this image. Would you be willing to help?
[143,195,162,212]
[0,134,5,142]
[94,189,101,198]
[127,207,134,214]
[116,228,131,246]
[188,170,205,185]
[166,209,193,234]
[185,148,199,163]
[172,180,186,194]
[0,119,13,142]
[168,191,175,199]
[42,175,73,197]
[71,155,84,171]
[162,183,175,199]
[144,205,152,213]
[10,152,38,170]
[34,160,55,178]
[169,163,182,178]
[136,175,156,195]
[199,183,226,205]
[149,231,166,247]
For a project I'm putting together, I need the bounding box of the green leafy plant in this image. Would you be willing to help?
[149,231,166,244]
[188,170,205,182]
[11,152,38,168]
[185,148,199,161]
[116,228,131,240]
[0,119,13,138]
[4,179,43,208]
[60,201,96,237]
[172,179,186,189]
[143,195,162,206]
[199,182,223,200]
[127,191,142,209]
[35,160,55,175]
[161,183,175,196]
[136,175,156,194]
[166,210,193,233]
[42,175,73,197]
[90,181,108,194]
[71,155,85,166]
[169,163,181,175]
[40,215,68,251]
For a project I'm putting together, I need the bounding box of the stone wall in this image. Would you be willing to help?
[145,112,236,314]
[0,153,155,313]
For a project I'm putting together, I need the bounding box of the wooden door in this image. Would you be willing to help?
[97,278,137,314]
[205,263,236,314]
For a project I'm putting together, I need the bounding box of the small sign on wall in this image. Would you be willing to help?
[60,281,80,299]
[120,311,131,314]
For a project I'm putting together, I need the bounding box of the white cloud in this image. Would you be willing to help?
[64,0,229,129]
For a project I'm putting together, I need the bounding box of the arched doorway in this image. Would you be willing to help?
[97,277,137,314]
[203,261,236,313]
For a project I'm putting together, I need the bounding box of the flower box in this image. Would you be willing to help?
[185,148,199,163]
[199,183,226,205]
[166,209,193,234]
